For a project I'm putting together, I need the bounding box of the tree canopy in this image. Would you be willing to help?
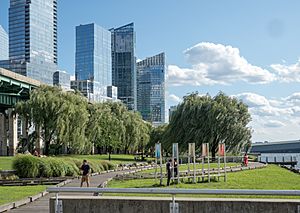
[163,92,252,158]
[16,85,152,156]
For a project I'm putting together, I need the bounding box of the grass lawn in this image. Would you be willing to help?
[0,157,14,171]
[108,165,300,199]
[0,185,48,206]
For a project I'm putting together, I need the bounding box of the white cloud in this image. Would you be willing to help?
[234,93,269,107]
[264,120,286,128]
[271,59,300,82]
[168,94,182,103]
[168,42,276,86]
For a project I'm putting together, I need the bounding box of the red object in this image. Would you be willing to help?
[243,155,248,166]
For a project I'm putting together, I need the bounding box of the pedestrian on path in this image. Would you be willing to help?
[243,153,249,167]
[80,159,90,187]
[166,159,172,186]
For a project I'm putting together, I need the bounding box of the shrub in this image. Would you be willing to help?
[38,158,53,177]
[13,155,40,178]
[106,161,115,170]
[49,158,67,177]
[89,160,104,173]
[100,161,109,171]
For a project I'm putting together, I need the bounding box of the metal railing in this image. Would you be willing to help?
[47,187,300,213]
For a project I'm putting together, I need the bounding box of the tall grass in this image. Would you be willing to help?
[12,155,115,178]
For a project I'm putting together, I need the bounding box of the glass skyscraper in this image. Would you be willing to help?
[75,23,112,98]
[137,53,166,125]
[0,25,8,60]
[1,0,58,84]
[110,23,137,110]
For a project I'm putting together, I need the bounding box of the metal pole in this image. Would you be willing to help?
[177,144,180,184]
[155,157,157,183]
[188,155,190,174]
[193,150,196,183]
[160,151,163,186]
[208,154,210,183]
[224,144,227,182]
[172,194,175,213]
[55,193,59,213]
[218,154,220,182]
[202,156,204,182]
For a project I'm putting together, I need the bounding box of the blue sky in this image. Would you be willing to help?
[1,0,300,142]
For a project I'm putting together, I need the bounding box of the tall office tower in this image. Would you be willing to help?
[137,53,166,125]
[0,25,8,60]
[2,0,58,84]
[110,23,136,110]
[75,23,112,101]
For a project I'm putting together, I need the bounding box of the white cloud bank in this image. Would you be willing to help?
[168,42,300,87]
[168,94,182,103]
[271,59,300,82]
[234,92,300,142]
[168,42,277,86]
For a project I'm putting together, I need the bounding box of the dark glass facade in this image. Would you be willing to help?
[4,0,58,84]
[110,23,137,110]
[0,25,8,60]
[137,53,166,125]
[53,70,70,90]
[75,23,112,97]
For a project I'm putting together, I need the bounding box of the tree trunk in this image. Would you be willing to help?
[108,146,111,161]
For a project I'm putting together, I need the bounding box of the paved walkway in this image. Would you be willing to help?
[8,170,131,213]
[7,162,264,212]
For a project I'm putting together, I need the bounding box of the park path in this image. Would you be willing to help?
[8,170,133,213]
[7,162,264,213]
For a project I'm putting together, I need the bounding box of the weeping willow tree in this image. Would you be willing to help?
[16,85,91,155]
[163,92,252,158]
[16,86,152,156]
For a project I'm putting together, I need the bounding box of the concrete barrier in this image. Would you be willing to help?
[50,196,300,213]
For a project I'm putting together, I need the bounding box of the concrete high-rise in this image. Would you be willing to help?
[137,53,166,125]
[0,0,58,84]
[110,23,136,110]
[0,25,8,60]
[75,23,113,102]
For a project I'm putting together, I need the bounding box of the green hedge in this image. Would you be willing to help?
[12,155,115,178]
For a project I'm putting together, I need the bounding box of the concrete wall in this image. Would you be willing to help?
[50,196,300,213]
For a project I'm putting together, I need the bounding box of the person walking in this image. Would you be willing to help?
[243,153,249,167]
[80,160,90,187]
[174,158,178,177]
[166,159,172,186]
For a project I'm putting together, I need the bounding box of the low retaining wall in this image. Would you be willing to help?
[50,196,300,213]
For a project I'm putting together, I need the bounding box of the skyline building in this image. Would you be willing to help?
[137,53,166,125]
[0,0,58,85]
[0,25,8,60]
[110,23,137,110]
[53,70,70,90]
[75,23,112,100]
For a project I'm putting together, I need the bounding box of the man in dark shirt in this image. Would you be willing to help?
[80,160,90,187]
[166,159,172,186]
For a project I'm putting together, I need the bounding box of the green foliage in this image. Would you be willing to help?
[12,155,40,178]
[148,125,167,149]
[163,92,252,157]
[16,86,152,156]
[12,155,112,178]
